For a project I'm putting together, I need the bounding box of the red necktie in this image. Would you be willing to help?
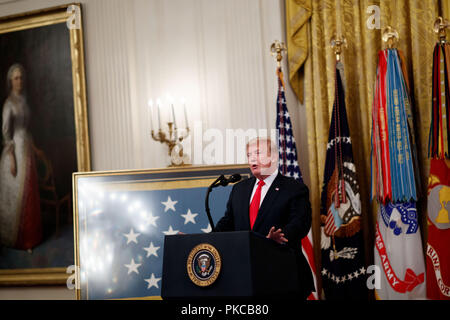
[249,180,265,229]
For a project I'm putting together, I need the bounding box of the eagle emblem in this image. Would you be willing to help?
[197,253,212,276]
[187,243,221,287]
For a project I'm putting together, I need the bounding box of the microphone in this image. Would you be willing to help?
[217,173,242,187]
[205,173,243,232]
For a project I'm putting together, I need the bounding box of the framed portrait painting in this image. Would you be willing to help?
[0,3,90,285]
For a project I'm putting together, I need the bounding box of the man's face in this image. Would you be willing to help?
[247,140,275,178]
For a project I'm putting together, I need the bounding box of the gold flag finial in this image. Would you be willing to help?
[331,35,347,62]
[382,26,399,49]
[434,17,450,43]
[270,40,287,68]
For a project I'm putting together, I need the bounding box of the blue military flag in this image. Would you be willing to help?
[371,48,425,300]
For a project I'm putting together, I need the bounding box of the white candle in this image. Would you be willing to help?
[156,98,162,130]
[171,103,177,128]
[181,97,188,128]
[148,99,154,131]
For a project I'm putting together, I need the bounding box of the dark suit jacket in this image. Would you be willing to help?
[215,173,315,298]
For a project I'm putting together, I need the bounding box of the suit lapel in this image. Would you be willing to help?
[252,173,282,231]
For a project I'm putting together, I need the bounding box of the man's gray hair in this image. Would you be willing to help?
[246,137,279,159]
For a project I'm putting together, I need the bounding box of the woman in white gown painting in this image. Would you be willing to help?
[0,63,42,250]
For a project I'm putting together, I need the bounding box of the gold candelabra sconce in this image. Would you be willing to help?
[331,36,347,62]
[382,26,399,49]
[149,97,191,167]
[434,17,450,43]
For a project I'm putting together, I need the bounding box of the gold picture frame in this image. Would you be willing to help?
[72,165,250,300]
[0,3,90,285]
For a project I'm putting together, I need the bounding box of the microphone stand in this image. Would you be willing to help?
[205,175,224,233]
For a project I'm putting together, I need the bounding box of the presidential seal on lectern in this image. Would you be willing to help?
[187,243,221,287]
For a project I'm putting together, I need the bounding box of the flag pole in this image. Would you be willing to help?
[330,35,347,259]
[271,39,319,300]
[331,35,347,209]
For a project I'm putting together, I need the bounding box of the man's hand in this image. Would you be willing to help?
[266,226,288,244]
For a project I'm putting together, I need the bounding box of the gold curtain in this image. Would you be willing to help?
[285,0,311,104]
[286,0,446,297]
[441,0,450,18]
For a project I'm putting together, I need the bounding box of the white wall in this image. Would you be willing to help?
[0,0,309,299]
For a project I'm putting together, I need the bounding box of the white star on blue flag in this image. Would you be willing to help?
[276,69,303,183]
[77,184,234,299]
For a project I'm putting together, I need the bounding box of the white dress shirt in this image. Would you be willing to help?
[249,169,278,206]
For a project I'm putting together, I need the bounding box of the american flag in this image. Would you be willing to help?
[276,68,303,182]
[324,208,339,236]
[276,67,318,300]
[76,177,235,300]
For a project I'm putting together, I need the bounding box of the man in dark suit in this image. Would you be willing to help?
[214,137,315,299]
